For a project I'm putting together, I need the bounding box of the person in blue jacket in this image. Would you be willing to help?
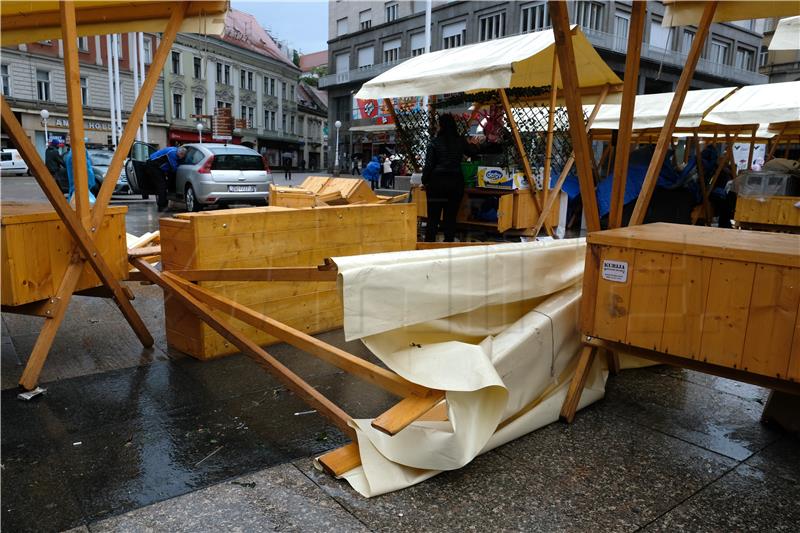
[65,146,98,205]
[362,155,381,190]
[145,145,186,211]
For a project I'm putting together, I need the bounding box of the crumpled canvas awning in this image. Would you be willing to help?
[590,87,736,130]
[0,1,228,45]
[770,16,800,51]
[662,1,800,27]
[704,81,800,126]
[355,27,622,100]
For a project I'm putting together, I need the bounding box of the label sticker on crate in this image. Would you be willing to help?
[602,260,628,283]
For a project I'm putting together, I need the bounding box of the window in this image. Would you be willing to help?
[171,51,181,74]
[649,21,673,51]
[521,2,549,33]
[385,3,398,23]
[290,114,295,134]
[681,30,695,54]
[80,77,88,105]
[224,65,231,85]
[410,32,426,56]
[247,71,254,90]
[289,84,295,101]
[77,36,89,52]
[143,38,152,64]
[269,78,276,96]
[1,65,9,96]
[337,17,348,37]
[282,113,287,133]
[194,57,202,79]
[759,45,769,68]
[240,104,247,120]
[172,93,182,119]
[282,81,287,98]
[574,1,604,31]
[383,38,401,62]
[359,9,372,30]
[442,21,466,49]
[216,63,222,83]
[194,97,204,116]
[614,12,630,43]
[240,69,246,88]
[479,12,506,42]
[357,46,374,68]
[735,47,755,71]
[36,69,50,101]
[335,52,350,73]
[709,39,729,64]
[265,109,276,130]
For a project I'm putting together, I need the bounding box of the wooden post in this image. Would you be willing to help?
[543,55,559,210]
[60,0,90,225]
[694,134,711,224]
[747,127,757,170]
[549,1,601,232]
[629,1,718,226]
[609,0,645,229]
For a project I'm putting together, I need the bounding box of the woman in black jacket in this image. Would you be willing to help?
[421,113,477,242]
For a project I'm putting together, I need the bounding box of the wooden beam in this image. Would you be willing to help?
[162,272,432,399]
[559,345,597,423]
[317,443,362,477]
[629,1,718,226]
[170,266,339,282]
[60,0,89,225]
[132,258,357,440]
[498,88,552,236]
[694,134,712,225]
[371,391,446,436]
[768,124,787,159]
[543,55,559,212]
[549,1,601,232]
[747,127,757,170]
[128,245,162,258]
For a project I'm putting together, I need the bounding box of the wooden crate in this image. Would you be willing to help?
[1,202,128,306]
[581,223,800,381]
[735,195,800,230]
[161,204,418,359]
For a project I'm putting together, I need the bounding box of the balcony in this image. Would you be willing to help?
[582,27,768,85]
[319,59,405,89]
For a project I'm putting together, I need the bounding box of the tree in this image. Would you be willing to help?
[292,49,300,67]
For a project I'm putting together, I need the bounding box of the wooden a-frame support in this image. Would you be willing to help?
[0,2,189,390]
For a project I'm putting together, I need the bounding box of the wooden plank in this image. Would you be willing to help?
[591,246,637,343]
[559,345,596,423]
[629,1,718,226]
[625,250,671,350]
[543,55,558,212]
[371,391,446,436]
[700,259,756,369]
[735,196,800,228]
[694,135,712,225]
[741,265,800,378]
[660,254,713,358]
[128,245,161,258]
[317,443,362,477]
[171,267,338,282]
[579,243,601,335]
[789,308,800,381]
[549,1,601,232]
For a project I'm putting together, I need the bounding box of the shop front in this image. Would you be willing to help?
[168,127,242,147]
[257,138,303,169]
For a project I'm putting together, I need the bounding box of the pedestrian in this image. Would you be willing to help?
[351,155,361,176]
[45,139,68,192]
[362,155,381,191]
[65,146,98,205]
[300,158,306,171]
[422,113,482,242]
[382,155,395,189]
[282,150,293,181]
[145,145,186,211]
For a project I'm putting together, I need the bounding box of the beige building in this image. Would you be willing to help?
[759,17,800,83]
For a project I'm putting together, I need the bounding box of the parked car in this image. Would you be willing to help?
[88,148,130,194]
[0,148,29,176]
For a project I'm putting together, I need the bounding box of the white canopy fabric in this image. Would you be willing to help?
[349,124,396,133]
[770,16,800,51]
[355,27,622,100]
[662,1,800,27]
[704,81,800,126]
[589,87,736,130]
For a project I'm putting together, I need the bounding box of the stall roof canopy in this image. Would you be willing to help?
[704,81,800,126]
[662,1,800,27]
[590,87,736,130]
[355,27,622,100]
[0,1,229,46]
[770,16,800,51]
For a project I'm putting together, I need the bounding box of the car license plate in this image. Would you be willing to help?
[228,185,256,193]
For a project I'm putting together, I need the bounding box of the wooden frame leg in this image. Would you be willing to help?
[559,345,597,423]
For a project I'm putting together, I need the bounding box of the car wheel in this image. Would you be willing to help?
[184,185,200,212]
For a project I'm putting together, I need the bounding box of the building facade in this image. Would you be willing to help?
[297,82,329,170]
[321,0,768,167]
[759,17,800,83]
[161,10,305,169]
[1,34,168,156]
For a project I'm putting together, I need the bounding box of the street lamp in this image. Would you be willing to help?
[333,120,342,176]
[197,122,204,144]
[40,109,50,142]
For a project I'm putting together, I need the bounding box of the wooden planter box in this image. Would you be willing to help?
[160,204,417,359]
[581,223,800,382]
[1,202,128,306]
[735,195,800,231]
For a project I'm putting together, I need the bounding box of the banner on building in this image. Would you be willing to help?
[352,97,424,122]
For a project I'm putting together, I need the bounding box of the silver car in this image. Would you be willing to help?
[176,144,272,211]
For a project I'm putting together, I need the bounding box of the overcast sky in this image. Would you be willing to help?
[231,0,329,54]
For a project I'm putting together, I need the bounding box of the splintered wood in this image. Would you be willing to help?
[269,177,409,209]
[161,204,417,359]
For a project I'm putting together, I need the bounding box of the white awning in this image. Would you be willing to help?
[349,124,396,133]
[770,16,800,51]
[589,87,736,130]
[704,81,800,126]
[355,27,622,100]
[662,1,800,27]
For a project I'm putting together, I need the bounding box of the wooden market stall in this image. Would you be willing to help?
[0,1,228,390]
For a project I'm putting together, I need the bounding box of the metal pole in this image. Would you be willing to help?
[138,32,149,143]
[106,35,117,147]
[423,0,432,109]
[131,33,141,141]
[112,34,124,150]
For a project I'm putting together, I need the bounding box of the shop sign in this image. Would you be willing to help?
[53,118,113,131]
[352,97,423,121]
